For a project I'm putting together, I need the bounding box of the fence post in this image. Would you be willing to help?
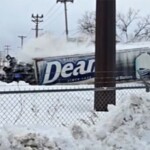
[94,0,116,111]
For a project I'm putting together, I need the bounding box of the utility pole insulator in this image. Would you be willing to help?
[31,14,44,38]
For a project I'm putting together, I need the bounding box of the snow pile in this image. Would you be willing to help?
[91,94,150,149]
[0,93,149,149]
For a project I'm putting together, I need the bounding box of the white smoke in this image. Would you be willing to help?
[17,32,150,64]
[17,33,94,63]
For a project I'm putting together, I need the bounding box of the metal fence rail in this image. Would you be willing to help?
[0,83,148,127]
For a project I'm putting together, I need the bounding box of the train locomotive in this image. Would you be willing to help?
[2,55,36,84]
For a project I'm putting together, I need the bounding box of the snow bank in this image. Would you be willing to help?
[0,93,150,150]
[91,94,150,149]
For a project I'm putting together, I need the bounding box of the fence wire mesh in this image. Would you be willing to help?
[0,81,148,127]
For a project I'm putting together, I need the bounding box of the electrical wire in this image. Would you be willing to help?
[36,2,75,37]
[42,8,64,29]
[25,2,59,38]
[44,3,57,17]
[43,4,62,24]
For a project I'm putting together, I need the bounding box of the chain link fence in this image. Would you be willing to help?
[0,81,148,127]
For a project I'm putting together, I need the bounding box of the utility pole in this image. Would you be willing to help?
[31,14,44,38]
[18,35,26,48]
[0,51,5,68]
[56,0,74,40]
[94,0,116,111]
[4,45,11,56]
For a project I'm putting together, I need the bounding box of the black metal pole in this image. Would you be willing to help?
[94,0,116,111]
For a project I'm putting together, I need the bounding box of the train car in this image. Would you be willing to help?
[33,46,150,85]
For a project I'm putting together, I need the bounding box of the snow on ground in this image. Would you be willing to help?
[0,81,149,149]
[0,91,149,149]
[0,81,145,127]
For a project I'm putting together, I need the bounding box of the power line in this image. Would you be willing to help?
[26,3,58,39]
[42,5,62,26]
[42,4,76,37]
[42,9,64,29]
[31,14,44,38]
[45,3,57,17]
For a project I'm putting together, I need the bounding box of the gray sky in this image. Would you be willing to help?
[0,0,150,53]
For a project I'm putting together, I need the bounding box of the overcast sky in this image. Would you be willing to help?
[0,0,150,52]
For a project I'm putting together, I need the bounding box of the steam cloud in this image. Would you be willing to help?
[17,33,94,63]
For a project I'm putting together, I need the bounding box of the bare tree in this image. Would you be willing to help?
[78,11,95,36]
[117,8,150,42]
[116,8,139,42]
[78,8,150,43]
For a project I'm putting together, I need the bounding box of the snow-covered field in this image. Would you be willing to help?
[0,81,149,149]
[0,81,96,127]
[0,81,145,127]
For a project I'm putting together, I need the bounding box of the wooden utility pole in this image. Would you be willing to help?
[4,45,11,56]
[94,0,116,111]
[32,14,44,38]
[18,35,26,48]
[56,0,74,40]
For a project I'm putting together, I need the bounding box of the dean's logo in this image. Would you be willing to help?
[42,59,95,84]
